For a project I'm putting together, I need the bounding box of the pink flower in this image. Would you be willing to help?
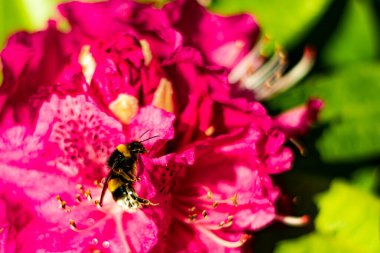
[0,0,314,252]
[163,0,260,70]
[150,125,293,252]
[274,98,324,137]
[0,95,176,252]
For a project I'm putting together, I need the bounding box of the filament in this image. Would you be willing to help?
[275,214,309,227]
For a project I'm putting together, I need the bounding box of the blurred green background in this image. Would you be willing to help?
[1,0,379,252]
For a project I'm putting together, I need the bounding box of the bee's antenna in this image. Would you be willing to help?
[141,135,160,143]
[139,129,151,140]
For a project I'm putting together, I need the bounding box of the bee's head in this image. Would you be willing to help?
[127,141,147,155]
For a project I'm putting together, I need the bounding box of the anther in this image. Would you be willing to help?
[188,214,197,221]
[207,191,213,199]
[77,184,85,195]
[212,201,219,208]
[202,210,208,218]
[275,214,309,227]
[84,189,92,200]
[95,200,101,208]
[188,206,196,212]
[94,180,101,188]
[219,221,225,227]
[239,234,252,243]
[60,200,67,209]
[231,193,238,207]
[69,219,77,229]
[289,138,306,156]
[75,194,82,203]
[205,126,215,137]
[227,215,234,223]
[56,195,68,209]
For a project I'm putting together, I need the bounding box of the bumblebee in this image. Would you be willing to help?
[99,139,156,211]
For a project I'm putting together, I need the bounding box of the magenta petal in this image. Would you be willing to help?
[274,98,324,137]
[0,22,79,127]
[0,199,15,253]
[88,34,166,109]
[59,0,182,58]
[127,105,175,151]
[156,127,281,251]
[35,95,125,182]
[164,0,260,70]
[264,147,293,174]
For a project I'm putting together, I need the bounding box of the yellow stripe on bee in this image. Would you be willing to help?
[108,178,124,192]
[116,144,131,158]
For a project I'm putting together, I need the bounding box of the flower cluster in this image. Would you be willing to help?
[0,0,321,252]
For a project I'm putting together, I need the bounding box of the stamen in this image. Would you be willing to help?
[75,194,82,203]
[94,180,101,188]
[231,193,238,207]
[114,212,131,252]
[176,189,238,210]
[228,39,265,84]
[69,214,112,232]
[254,46,316,100]
[56,195,69,210]
[196,226,249,248]
[241,50,286,91]
[205,126,215,137]
[188,214,197,221]
[84,189,92,201]
[200,221,233,231]
[77,184,85,195]
[94,200,101,208]
[70,219,77,230]
[60,201,67,209]
[202,210,208,218]
[289,137,306,156]
[275,214,309,227]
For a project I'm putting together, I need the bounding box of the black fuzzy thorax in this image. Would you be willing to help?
[107,149,137,171]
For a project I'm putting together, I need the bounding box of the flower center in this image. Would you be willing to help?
[171,184,250,248]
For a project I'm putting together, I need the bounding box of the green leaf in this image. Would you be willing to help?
[209,0,331,47]
[321,0,379,66]
[0,0,64,48]
[350,166,379,193]
[274,233,361,253]
[268,63,380,162]
[275,180,380,253]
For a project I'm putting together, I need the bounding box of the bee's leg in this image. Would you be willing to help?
[128,189,158,206]
[126,171,138,182]
[99,173,112,206]
[136,196,159,206]
[116,170,138,182]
